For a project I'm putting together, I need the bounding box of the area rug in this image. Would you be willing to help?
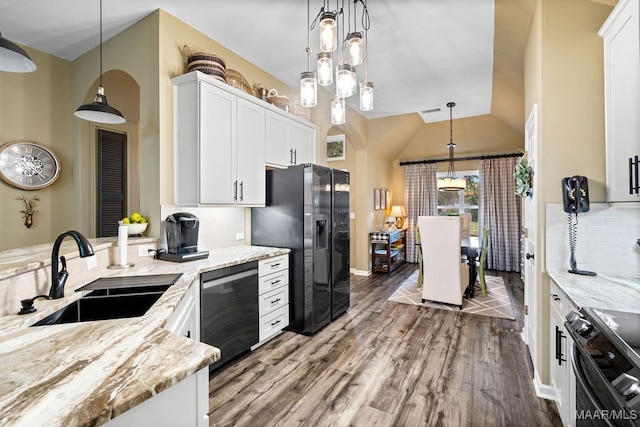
[387,270,516,320]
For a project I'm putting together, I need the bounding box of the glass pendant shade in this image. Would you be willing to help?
[331,95,345,125]
[346,32,363,66]
[74,86,126,124]
[336,63,356,98]
[319,12,337,52]
[360,81,374,111]
[316,52,333,86]
[300,71,317,108]
[0,32,37,73]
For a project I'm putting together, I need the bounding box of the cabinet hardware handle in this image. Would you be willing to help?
[630,155,639,195]
[555,326,567,365]
[270,298,281,304]
[290,149,294,164]
[240,181,244,201]
[271,262,281,268]
[294,149,297,165]
[271,279,281,285]
[271,319,281,326]
[233,180,238,201]
[551,294,560,302]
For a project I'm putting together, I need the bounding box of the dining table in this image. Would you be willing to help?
[461,236,480,298]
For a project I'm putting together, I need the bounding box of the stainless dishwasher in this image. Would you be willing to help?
[200,261,258,372]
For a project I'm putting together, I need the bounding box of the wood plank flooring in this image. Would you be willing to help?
[208,264,562,427]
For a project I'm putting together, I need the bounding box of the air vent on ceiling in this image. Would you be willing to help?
[421,108,441,114]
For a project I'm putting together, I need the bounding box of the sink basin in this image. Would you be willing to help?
[31,273,183,326]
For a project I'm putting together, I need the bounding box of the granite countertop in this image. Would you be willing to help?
[548,271,640,314]
[0,244,290,426]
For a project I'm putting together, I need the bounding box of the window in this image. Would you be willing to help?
[437,170,479,236]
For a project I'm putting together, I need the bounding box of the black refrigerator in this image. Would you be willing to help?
[251,164,350,335]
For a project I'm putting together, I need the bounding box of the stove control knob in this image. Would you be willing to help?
[572,318,593,336]
[613,373,640,397]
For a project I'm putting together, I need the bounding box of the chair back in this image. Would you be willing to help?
[460,213,471,238]
[479,226,490,266]
[417,216,468,306]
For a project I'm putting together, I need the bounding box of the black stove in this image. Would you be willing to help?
[565,307,640,426]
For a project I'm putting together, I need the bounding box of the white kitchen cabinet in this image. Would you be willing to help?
[549,279,576,427]
[599,0,640,202]
[265,110,316,168]
[107,283,210,427]
[173,71,265,206]
[255,254,290,344]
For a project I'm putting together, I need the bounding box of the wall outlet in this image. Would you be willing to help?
[138,244,156,257]
[236,232,245,241]
[350,212,356,219]
[86,256,97,270]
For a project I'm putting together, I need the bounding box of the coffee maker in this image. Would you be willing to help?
[157,212,209,262]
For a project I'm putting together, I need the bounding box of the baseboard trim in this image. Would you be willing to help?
[350,268,370,276]
[533,369,557,401]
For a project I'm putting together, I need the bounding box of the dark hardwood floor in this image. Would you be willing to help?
[208,264,562,427]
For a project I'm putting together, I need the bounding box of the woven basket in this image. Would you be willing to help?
[289,100,311,121]
[226,69,253,95]
[183,45,226,82]
[267,89,289,112]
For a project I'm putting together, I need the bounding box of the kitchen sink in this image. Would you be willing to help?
[31,273,183,326]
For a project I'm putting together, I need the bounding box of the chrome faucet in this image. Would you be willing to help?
[49,230,95,299]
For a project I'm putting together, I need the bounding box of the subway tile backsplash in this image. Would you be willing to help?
[160,205,247,251]
[546,203,640,277]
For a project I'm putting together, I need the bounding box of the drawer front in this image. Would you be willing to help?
[259,305,289,342]
[258,255,289,277]
[258,269,289,295]
[259,286,289,316]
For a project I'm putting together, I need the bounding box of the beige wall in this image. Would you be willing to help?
[524,0,612,385]
[0,48,73,249]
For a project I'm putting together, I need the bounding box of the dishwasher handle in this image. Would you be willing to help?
[202,269,258,290]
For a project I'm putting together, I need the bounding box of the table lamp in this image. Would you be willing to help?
[390,205,407,229]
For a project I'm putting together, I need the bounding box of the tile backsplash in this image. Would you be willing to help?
[546,203,640,277]
[160,206,247,250]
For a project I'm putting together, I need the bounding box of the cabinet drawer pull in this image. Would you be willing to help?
[270,298,281,304]
[271,319,281,327]
[630,155,639,195]
[270,279,281,286]
[270,262,281,268]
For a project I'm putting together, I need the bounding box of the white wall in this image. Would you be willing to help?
[546,203,640,277]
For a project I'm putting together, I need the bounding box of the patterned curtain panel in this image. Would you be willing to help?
[479,157,522,272]
[404,163,437,263]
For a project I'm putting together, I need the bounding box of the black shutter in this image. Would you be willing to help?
[97,130,127,237]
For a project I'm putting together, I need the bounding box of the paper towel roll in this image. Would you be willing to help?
[118,225,128,266]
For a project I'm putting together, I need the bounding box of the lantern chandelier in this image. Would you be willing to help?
[300,0,373,124]
[437,102,466,192]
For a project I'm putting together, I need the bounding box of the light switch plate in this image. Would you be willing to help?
[86,256,97,270]
[350,212,356,219]
[236,232,245,241]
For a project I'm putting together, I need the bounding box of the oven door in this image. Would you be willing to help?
[571,342,638,427]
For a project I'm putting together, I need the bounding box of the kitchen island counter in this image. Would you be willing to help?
[0,242,290,426]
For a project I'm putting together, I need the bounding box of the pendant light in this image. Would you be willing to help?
[300,0,317,108]
[74,0,126,125]
[317,52,333,86]
[346,32,363,66]
[336,63,356,98]
[319,10,337,53]
[438,102,466,192]
[0,32,37,73]
[359,2,373,112]
[331,95,345,125]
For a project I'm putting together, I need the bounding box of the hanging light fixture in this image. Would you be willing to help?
[319,9,337,53]
[336,63,356,98]
[0,32,37,73]
[360,81,374,111]
[317,52,333,87]
[74,0,126,125]
[359,0,373,112]
[438,102,466,192]
[346,32,363,66]
[331,95,345,125]
[300,0,317,108]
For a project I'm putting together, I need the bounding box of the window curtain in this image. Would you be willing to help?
[478,157,522,272]
[404,163,437,263]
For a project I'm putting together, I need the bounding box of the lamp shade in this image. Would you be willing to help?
[0,32,37,73]
[319,12,337,52]
[300,71,317,107]
[336,63,356,98]
[437,177,466,192]
[331,95,345,125]
[390,205,406,218]
[317,52,333,86]
[360,81,374,111]
[74,86,126,124]
[346,32,363,66]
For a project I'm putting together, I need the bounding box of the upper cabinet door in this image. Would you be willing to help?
[289,121,315,165]
[199,81,237,204]
[265,111,291,168]
[237,98,266,206]
[600,0,640,202]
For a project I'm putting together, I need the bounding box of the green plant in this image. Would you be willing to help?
[514,156,533,198]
